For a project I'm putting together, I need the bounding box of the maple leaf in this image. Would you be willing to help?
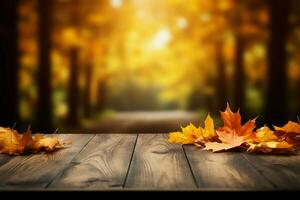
[204,105,257,152]
[203,130,245,152]
[219,104,256,142]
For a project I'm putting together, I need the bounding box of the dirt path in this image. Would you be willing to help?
[81,111,200,133]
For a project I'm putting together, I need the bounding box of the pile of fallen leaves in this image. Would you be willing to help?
[168,104,300,153]
[0,127,67,155]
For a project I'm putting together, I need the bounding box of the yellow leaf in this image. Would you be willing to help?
[255,126,278,143]
[168,123,203,144]
[181,123,203,139]
[247,141,293,153]
[168,132,192,144]
[274,121,300,134]
[203,114,216,138]
[264,141,292,149]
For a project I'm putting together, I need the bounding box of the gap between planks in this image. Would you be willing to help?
[124,134,197,189]
[45,134,96,188]
[47,134,138,189]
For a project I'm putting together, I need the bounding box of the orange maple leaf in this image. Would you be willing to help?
[203,104,256,152]
[204,130,245,152]
[219,104,256,142]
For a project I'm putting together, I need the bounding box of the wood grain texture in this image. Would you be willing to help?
[49,134,137,189]
[243,153,300,190]
[0,155,14,167]
[184,145,274,190]
[0,134,94,190]
[125,134,196,189]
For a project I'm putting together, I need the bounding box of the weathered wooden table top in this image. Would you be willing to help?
[0,134,300,191]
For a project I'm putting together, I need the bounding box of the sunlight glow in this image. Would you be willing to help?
[111,0,122,8]
[147,28,172,50]
[177,17,188,29]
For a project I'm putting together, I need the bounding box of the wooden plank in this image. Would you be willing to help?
[48,134,137,190]
[0,134,94,190]
[184,145,274,190]
[0,155,14,167]
[125,134,196,189]
[243,153,300,190]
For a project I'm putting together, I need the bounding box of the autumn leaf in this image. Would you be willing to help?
[0,127,67,155]
[274,121,300,133]
[247,127,283,152]
[219,104,256,142]
[168,114,216,145]
[273,121,300,148]
[21,128,35,150]
[0,128,23,155]
[168,123,202,144]
[204,130,245,152]
[35,136,62,151]
[254,126,278,143]
[203,105,256,152]
[203,114,216,138]
[247,141,293,153]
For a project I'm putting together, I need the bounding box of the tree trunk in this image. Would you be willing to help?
[66,47,80,125]
[265,0,290,126]
[37,0,53,132]
[83,63,92,117]
[215,40,227,111]
[0,0,19,127]
[0,0,19,126]
[96,80,106,112]
[233,33,245,113]
[297,79,300,118]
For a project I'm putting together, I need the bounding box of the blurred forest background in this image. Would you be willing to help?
[0,0,300,133]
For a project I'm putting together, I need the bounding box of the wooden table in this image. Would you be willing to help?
[0,134,300,191]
